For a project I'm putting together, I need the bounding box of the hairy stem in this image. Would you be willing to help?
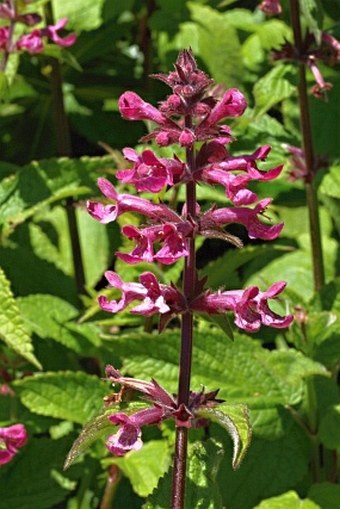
[44,2,86,299]
[171,124,196,509]
[289,0,325,291]
[100,465,121,509]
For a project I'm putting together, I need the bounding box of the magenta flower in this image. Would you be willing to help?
[0,424,27,465]
[192,282,293,332]
[117,222,192,265]
[259,0,282,15]
[119,91,167,124]
[203,89,247,127]
[0,27,9,50]
[17,30,44,54]
[41,17,76,47]
[99,271,185,318]
[116,148,178,193]
[200,198,283,241]
[87,177,180,224]
[104,367,223,456]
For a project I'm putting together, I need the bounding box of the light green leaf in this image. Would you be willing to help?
[14,371,108,424]
[144,439,224,509]
[176,3,243,87]
[109,440,172,498]
[253,64,296,117]
[52,0,105,31]
[198,403,251,469]
[254,490,320,508]
[319,162,340,198]
[17,294,101,354]
[0,267,41,369]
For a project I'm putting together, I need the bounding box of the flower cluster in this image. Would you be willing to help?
[0,423,27,465]
[0,1,76,58]
[104,367,222,456]
[88,50,292,334]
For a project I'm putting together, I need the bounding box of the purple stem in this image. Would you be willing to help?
[289,0,325,291]
[171,117,196,509]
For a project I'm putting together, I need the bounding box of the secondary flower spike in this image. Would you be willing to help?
[105,367,223,456]
[0,424,27,465]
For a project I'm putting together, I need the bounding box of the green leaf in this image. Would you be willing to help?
[198,403,251,469]
[0,266,41,369]
[105,328,328,437]
[0,437,78,509]
[300,0,323,37]
[253,64,296,117]
[52,0,105,31]
[144,439,224,509]
[17,294,101,354]
[319,162,340,198]
[0,71,8,100]
[65,402,148,469]
[108,440,172,498]
[253,490,320,508]
[318,404,340,448]
[14,371,108,424]
[0,155,113,235]
[308,483,340,509]
[175,3,243,87]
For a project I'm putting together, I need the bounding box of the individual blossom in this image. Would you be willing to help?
[104,367,223,456]
[192,281,293,332]
[99,271,186,319]
[259,0,282,16]
[199,198,283,241]
[87,177,181,224]
[116,148,184,193]
[0,424,27,465]
[117,221,193,265]
[41,17,77,48]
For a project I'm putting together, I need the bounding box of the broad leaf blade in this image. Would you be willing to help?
[198,403,251,469]
[0,267,41,369]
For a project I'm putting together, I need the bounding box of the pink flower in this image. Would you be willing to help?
[17,30,44,54]
[87,178,180,224]
[117,222,191,265]
[259,0,282,15]
[203,89,247,127]
[42,17,76,47]
[119,91,167,124]
[104,366,223,456]
[200,198,284,241]
[99,271,185,318]
[117,148,175,193]
[0,424,27,465]
[0,26,9,50]
[192,282,293,332]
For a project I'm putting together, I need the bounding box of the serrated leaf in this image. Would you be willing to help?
[0,266,41,369]
[254,490,320,508]
[0,156,114,235]
[198,403,251,469]
[105,328,328,437]
[17,294,101,354]
[319,162,340,198]
[253,64,296,117]
[108,440,172,498]
[65,401,148,469]
[144,438,224,509]
[14,371,108,424]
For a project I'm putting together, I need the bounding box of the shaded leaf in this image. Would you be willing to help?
[0,266,41,369]
[254,490,320,508]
